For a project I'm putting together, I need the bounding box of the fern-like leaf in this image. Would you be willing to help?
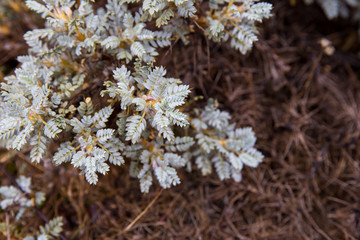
[93,106,113,129]
[44,119,62,138]
[39,217,63,238]
[30,134,48,163]
[53,142,75,165]
[239,148,263,167]
[165,136,194,152]
[126,115,147,143]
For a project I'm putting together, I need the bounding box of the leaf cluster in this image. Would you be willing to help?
[0,176,45,220]
[0,0,269,193]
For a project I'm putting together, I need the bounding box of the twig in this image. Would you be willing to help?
[163,37,180,58]
[5,212,10,240]
[192,20,208,34]
[122,189,164,234]
[205,37,211,77]
[296,52,323,99]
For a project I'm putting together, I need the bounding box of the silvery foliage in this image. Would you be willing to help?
[127,135,195,193]
[53,100,125,185]
[0,55,63,160]
[121,0,197,27]
[191,100,263,182]
[0,176,46,220]
[207,0,272,54]
[304,0,359,20]
[23,216,63,240]
[0,0,266,192]
[101,62,191,192]
[24,0,172,63]
[102,63,190,143]
[118,0,272,54]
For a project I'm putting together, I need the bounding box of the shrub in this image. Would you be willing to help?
[0,0,271,193]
